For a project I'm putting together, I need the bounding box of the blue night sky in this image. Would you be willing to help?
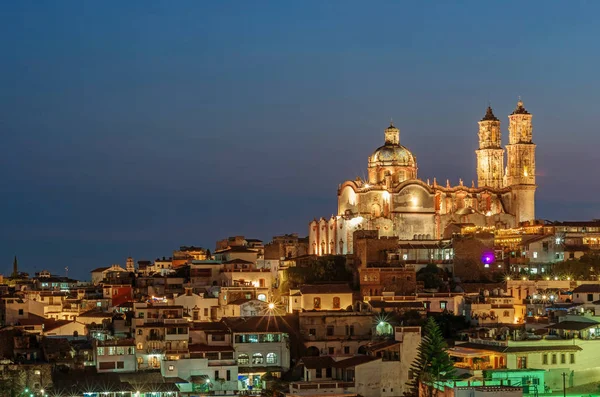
[1,1,599,280]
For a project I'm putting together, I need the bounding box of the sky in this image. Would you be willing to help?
[1,1,599,280]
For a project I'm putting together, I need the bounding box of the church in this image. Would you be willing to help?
[309,99,537,256]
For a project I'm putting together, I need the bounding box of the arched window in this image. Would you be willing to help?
[333,297,341,309]
[266,353,277,364]
[313,297,321,309]
[257,294,266,302]
[252,353,264,364]
[238,354,249,365]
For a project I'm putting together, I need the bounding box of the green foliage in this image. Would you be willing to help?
[416,264,446,290]
[551,253,600,279]
[406,317,456,397]
[432,312,470,339]
[287,256,353,287]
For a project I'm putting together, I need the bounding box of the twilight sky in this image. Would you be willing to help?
[1,1,599,280]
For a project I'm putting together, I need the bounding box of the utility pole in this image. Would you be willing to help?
[562,372,567,397]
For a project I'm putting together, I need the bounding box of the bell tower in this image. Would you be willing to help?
[505,99,536,223]
[476,106,504,188]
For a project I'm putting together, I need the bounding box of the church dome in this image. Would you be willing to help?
[369,144,416,167]
[367,122,418,184]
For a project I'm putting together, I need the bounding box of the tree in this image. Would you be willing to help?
[406,317,456,397]
[417,264,445,290]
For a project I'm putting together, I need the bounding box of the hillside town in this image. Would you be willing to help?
[3,220,600,397]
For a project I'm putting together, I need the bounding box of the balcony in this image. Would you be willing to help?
[164,318,187,324]
[146,335,165,341]
[290,381,355,391]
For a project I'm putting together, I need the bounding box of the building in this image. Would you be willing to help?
[310,101,538,255]
[299,311,374,356]
[133,302,190,370]
[173,287,219,322]
[94,339,137,373]
[287,284,354,312]
[91,265,127,285]
[223,316,295,390]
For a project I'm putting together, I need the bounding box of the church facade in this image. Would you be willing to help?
[309,100,537,256]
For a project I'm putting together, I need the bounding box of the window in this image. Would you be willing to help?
[517,356,527,369]
[326,325,334,336]
[503,310,510,317]
[561,353,566,364]
[333,297,341,309]
[204,308,209,317]
[169,365,174,371]
[138,312,144,318]
[238,354,249,365]
[107,346,116,356]
[552,354,557,364]
[117,347,125,355]
[316,368,323,378]
[193,311,199,321]
[309,328,316,336]
[267,353,277,364]
[314,297,321,310]
[542,354,548,365]
[570,354,575,364]
[252,353,264,364]
[326,367,332,378]
[328,347,334,354]
[116,361,124,369]
[212,334,225,342]
[99,362,115,370]
[215,370,219,379]
[137,343,143,350]
[258,293,267,301]
[137,329,143,335]
[344,346,350,354]
[226,370,231,381]
[346,325,354,336]
[588,294,594,302]
[533,252,538,259]
[440,301,447,310]
[18,309,24,315]
[97,347,105,356]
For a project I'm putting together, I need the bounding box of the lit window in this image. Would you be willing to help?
[533,252,538,259]
[402,254,408,260]
[266,353,277,364]
[238,354,249,365]
[440,302,447,310]
[252,353,264,364]
[257,294,266,302]
[169,365,174,371]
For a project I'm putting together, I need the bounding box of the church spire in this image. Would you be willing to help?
[12,255,18,278]
[384,121,400,145]
[511,98,530,115]
[481,106,499,121]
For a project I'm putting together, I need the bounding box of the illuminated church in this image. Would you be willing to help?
[309,100,537,255]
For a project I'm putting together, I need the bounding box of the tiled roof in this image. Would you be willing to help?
[332,356,379,368]
[545,321,598,331]
[368,300,423,309]
[91,267,110,273]
[572,284,600,293]
[298,356,335,369]
[222,315,299,334]
[299,284,352,295]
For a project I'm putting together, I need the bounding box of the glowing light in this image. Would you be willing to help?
[567,277,571,281]
[523,168,528,177]
[410,196,418,206]
[546,277,550,280]
[506,276,511,280]
[485,211,492,216]
[268,303,275,310]
[382,191,390,202]
[379,321,385,326]
[542,295,547,300]
[364,183,370,188]
[481,253,494,264]
[349,216,364,227]
[522,277,527,281]
[554,276,558,281]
